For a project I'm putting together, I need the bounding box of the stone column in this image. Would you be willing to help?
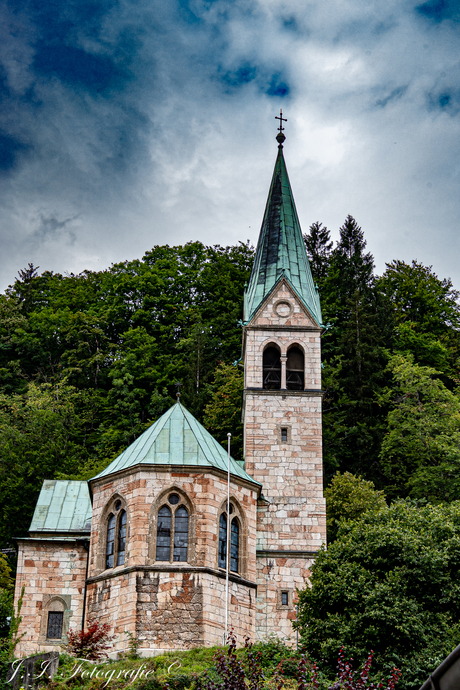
[280,354,287,389]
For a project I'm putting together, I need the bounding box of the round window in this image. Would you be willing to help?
[274,300,293,318]
[229,503,234,514]
[168,494,180,505]
[115,500,122,511]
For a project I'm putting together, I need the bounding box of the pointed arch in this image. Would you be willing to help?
[148,486,196,565]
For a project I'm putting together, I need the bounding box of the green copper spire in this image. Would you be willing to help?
[244,129,322,326]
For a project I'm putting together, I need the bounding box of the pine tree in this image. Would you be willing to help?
[303,221,333,289]
[321,216,392,484]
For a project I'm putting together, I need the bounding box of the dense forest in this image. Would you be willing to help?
[1,216,460,552]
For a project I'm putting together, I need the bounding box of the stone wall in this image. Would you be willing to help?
[85,468,258,652]
[255,555,313,643]
[243,278,326,641]
[14,539,87,657]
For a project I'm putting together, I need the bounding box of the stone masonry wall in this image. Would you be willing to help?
[243,278,326,641]
[14,540,87,657]
[255,555,313,643]
[86,468,258,652]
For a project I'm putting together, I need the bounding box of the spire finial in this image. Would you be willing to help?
[175,381,182,401]
[275,109,287,147]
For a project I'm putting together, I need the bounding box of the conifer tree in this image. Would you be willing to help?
[321,216,392,484]
[303,221,333,290]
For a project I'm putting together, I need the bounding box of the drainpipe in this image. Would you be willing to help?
[77,538,90,630]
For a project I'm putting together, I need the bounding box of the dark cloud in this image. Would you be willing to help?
[0,131,30,172]
[416,0,460,23]
[375,86,408,108]
[1,0,460,293]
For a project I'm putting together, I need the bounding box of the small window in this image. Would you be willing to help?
[156,505,172,561]
[47,611,63,639]
[106,514,116,569]
[281,591,289,606]
[281,427,288,443]
[169,493,180,505]
[117,510,127,566]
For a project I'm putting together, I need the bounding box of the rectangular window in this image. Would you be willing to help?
[47,611,64,639]
[281,591,289,606]
[281,428,288,443]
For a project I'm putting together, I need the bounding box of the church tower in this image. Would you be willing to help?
[243,119,326,641]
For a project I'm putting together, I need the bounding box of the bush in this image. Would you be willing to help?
[297,500,460,689]
[65,620,114,660]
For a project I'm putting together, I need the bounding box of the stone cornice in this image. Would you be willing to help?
[256,549,319,558]
[90,464,260,494]
[244,388,323,397]
[86,564,257,589]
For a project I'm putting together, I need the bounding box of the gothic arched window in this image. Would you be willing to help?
[117,510,127,566]
[218,507,239,573]
[156,505,172,561]
[286,346,305,390]
[230,518,239,573]
[106,514,116,569]
[263,345,281,390]
[218,513,227,568]
[105,499,128,570]
[155,492,190,563]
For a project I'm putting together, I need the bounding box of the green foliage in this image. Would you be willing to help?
[297,500,460,690]
[379,354,460,501]
[0,382,95,547]
[307,215,393,483]
[324,472,387,541]
[203,362,244,460]
[0,242,253,549]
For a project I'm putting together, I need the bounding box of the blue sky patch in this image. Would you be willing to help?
[416,0,460,22]
[0,132,29,173]
[34,43,123,92]
[266,74,290,97]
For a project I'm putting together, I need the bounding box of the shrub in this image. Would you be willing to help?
[65,620,114,660]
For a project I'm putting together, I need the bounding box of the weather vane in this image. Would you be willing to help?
[275,110,287,146]
[175,381,182,400]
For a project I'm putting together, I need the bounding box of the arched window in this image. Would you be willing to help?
[218,513,227,568]
[156,505,172,561]
[174,506,189,562]
[286,346,304,390]
[106,514,115,569]
[154,492,191,563]
[117,510,127,566]
[218,509,239,573]
[263,346,281,390]
[230,518,239,573]
[104,499,129,571]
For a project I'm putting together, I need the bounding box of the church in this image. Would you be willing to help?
[13,121,326,657]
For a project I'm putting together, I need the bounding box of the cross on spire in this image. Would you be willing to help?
[275,109,287,133]
[275,110,287,146]
[175,381,182,400]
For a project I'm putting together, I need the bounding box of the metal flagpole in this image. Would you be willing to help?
[224,432,231,645]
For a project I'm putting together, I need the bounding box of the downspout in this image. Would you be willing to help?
[77,538,90,630]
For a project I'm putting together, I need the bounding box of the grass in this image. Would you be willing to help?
[45,637,304,690]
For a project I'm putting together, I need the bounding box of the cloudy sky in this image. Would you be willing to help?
[1,0,460,291]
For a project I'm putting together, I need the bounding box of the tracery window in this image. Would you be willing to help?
[263,346,281,390]
[156,493,189,563]
[105,499,128,570]
[286,346,304,390]
[218,505,239,573]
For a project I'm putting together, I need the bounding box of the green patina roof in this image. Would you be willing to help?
[92,402,260,487]
[30,480,92,533]
[244,144,322,325]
